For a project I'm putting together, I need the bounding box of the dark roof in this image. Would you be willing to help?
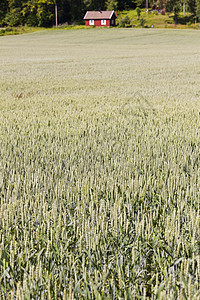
[83,11,116,20]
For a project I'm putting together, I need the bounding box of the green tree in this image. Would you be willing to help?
[82,0,105,10]
[105,0,118,10]
[134,0,145,8]
[83,0,92,10]
[119,15,130,26]
[56,0,70,24]
[4,0,55,26]
[36,0,55,27]
[22,0,39,26]
[117,0,136,10]
[136,6,141,18]
[166,0,181,24]
[0,0,8,26]
[187,0,196,13]
[196,0,200,20]
[154,0,165,9]
[5,0,26,26]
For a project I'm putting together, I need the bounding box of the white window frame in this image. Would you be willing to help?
[89,19,94,25]
[101,19,106,25]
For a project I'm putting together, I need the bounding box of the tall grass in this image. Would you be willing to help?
[0,29,200,299]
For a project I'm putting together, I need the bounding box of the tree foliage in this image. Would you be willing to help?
[106,0,118,11]
[165,0,180,24]
[0,0,200,27]
[196,0,200,19]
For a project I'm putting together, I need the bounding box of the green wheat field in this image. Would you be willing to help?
[1,28,200,299]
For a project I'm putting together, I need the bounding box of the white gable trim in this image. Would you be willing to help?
[109,10,115,19]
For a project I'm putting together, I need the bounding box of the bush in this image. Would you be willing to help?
[25,14,39,27]
[0,27,18,36]
[119,16,130,28]
[140,18,145,27]
[136,7,141,19]
[5,8,24,26]
[0,29,5,35]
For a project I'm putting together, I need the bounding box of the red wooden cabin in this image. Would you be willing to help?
[83,10,117,27]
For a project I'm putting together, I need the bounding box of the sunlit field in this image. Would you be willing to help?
[1,28,200,299]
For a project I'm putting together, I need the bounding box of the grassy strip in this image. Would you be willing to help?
[0,25,97,36]
[0,26,45,36]
[51,25,89,30]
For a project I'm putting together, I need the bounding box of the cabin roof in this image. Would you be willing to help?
[83,11,116,20]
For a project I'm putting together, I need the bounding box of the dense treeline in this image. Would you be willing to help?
[0,0,200,28]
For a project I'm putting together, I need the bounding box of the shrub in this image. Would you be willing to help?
[5,27,12,32]
[140,17,145,27]
[0,29,5,35]
[136,7,141,19]
[119,15,130,28]
[5,8,24,26]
